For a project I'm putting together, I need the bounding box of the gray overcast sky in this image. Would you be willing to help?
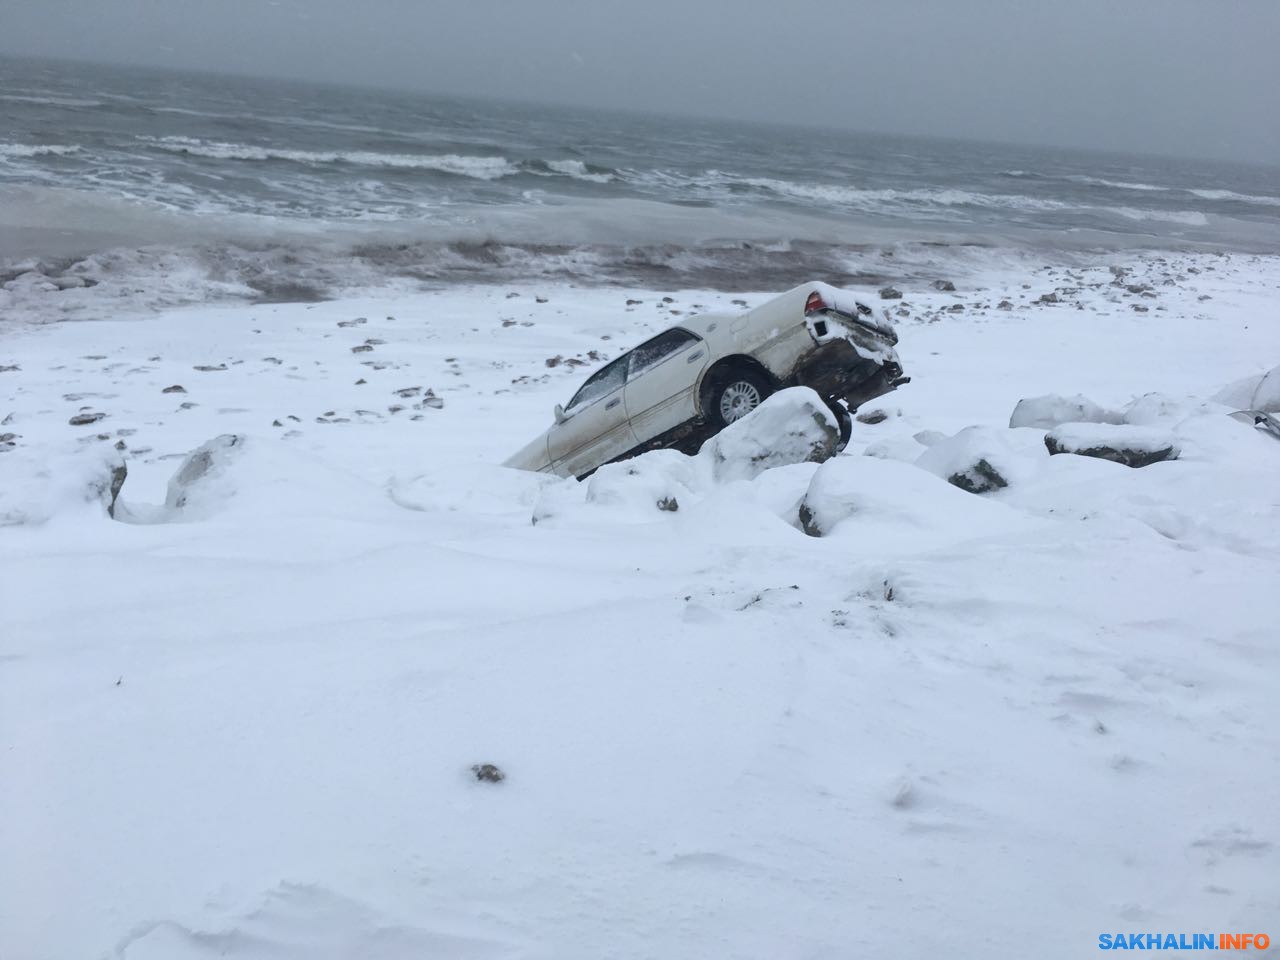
[2,0,1278,163]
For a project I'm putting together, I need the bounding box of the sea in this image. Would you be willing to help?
[2,55,1278,310]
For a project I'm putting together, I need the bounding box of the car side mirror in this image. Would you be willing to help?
[554,403,567,424]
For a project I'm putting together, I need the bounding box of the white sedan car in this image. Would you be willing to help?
[504,281,908,478]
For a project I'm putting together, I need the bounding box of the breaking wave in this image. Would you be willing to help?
[139,137,629,183]
[0,143,82,159]
[143,137,522,179]
[1189,188,1280,207]
[1111,207,1209,226]
[540,159,616,183]
[730,176,1214,226]
[0,93,102,108]
[742,178,1073,212]
[1067,175,1170,192]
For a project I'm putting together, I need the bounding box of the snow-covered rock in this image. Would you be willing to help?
[915,425,1042,494]
[796,455,1034,545]
[1044,423,1180,467]
[1213,364,1280,412]
[698,387,839,484]
[1009,393,1124,429]
[164,434,244,515]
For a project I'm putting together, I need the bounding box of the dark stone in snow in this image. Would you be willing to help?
[1044,434,1178,468]
[106,460,127,519]
[879,287,903,300]
[471,763,505,783]
[69,412,106,426]
[193,364,227,371]
[656,496,679,512]
[856,409,889,425]
[1038,292,1059,304]
[997,300,1013,310]
[798,502,818,537]
[933,279,956,291]
[162,384,186,394]
[351,345,373,353]
[948,458,1009,494]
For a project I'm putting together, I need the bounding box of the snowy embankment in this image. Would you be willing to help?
[2,252,1279,959]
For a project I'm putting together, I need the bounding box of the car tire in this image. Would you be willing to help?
[705,366,773,432]
[826,399,852,451]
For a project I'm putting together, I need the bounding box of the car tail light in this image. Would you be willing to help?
[804,291,826,314]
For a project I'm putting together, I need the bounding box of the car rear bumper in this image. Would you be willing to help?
[790,338,907,409]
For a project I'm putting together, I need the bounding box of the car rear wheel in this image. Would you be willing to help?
[706,367,772,431]
[826,399,852,451]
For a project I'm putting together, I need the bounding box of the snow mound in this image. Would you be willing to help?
[1045,423,1180,468]
[1120,392,1219,425]
[585,449,704,515]
[114,435,392,525]
[533,449,708,525]
[1212,364,1280,412]
[797,455,1032,546]
[863,433,930,463]
[113,882,516,960]
[0,448,126,526]
[389,463,556,521]
[699,387,839,483]
[915,425,1044,494]
[1008,393,1124,429]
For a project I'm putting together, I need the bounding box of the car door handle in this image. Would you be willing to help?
[687,350,705,363]
[605,397,621,410]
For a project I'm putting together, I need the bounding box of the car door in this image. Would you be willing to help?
[548,355,637,477]
[622,328,708,445]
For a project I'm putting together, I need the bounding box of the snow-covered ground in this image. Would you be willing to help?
[3,252,1279,959]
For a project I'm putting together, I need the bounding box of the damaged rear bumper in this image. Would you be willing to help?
[791,338,908,411]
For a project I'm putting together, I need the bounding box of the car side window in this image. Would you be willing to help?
[566,355,628,411]
[627,328,700,379]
